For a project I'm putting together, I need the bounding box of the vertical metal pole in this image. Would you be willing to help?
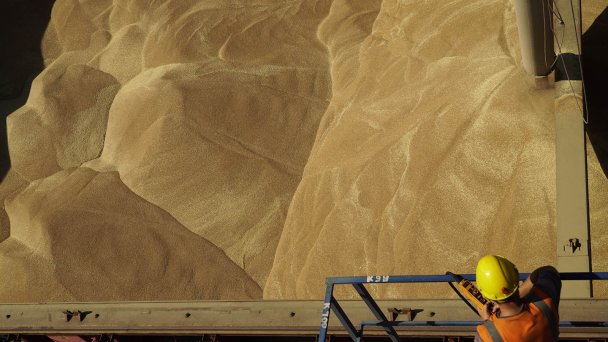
[514,0,554,75]
[553,0,591,298]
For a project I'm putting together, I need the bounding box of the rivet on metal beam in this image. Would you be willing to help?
[78,310,92,322]
[563,238,583,253]
[63,310,74,322]
[387,307,412,321]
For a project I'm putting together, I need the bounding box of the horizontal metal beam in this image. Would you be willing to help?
[326,272,608,285]
[0,299,607,337]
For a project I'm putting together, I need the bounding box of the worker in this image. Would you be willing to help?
[474,255,562,341]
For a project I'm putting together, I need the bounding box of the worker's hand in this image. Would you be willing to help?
[478,302,496,321]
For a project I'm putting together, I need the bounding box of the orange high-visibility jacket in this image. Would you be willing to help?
[476,287,559,342]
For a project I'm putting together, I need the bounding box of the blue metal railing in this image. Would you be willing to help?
[318,272,608,342]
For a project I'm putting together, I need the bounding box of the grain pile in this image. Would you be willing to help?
[0,0,606,301]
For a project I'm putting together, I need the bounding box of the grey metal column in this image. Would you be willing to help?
[514,0,554,76]
[553,0,591,298]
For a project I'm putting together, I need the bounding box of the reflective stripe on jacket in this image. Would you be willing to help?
[476,288,559,341]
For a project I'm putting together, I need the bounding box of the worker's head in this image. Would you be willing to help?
[476,255,520,303]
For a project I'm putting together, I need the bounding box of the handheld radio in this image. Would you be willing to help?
[446,272,488,314]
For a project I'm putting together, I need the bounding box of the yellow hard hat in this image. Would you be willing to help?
[475,255,520,301]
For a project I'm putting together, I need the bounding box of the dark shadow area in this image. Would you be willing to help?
[583,6,608,178]
[0,0,55,181]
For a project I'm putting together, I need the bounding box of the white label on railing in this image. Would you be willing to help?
[320,302,330,328]
[366,275,390,283]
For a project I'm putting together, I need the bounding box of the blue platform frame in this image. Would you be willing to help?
[318,272,608,342]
